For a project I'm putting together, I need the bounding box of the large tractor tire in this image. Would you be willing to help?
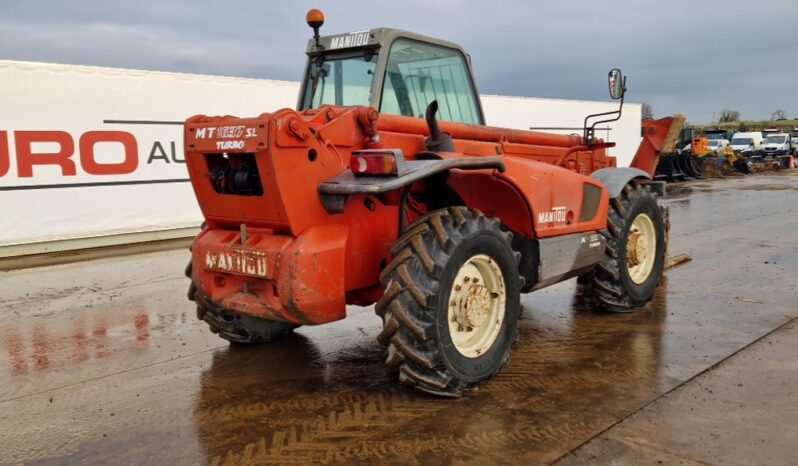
[376,207,522,396]
[584,183,666,312]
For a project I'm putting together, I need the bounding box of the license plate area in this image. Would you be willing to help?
[204,248,269,278]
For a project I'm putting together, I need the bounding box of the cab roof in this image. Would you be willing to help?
[305,27,471,60]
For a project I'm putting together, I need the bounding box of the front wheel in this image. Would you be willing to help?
[583,183,666,311]
[376,207,521,396]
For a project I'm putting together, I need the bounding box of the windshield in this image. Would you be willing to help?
[302,51,377,109]
[764,135,787,144]
[381,39,481,124]
[705,133,724,140]
[731,138,752,146]
[707,140,720,146]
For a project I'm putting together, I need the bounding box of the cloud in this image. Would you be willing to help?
[1,0,796,122]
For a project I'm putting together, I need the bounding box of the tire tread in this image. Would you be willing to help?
[376,206,520,396]
[583,181,665,312]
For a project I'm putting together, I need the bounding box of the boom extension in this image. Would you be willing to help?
[631,115,686,178]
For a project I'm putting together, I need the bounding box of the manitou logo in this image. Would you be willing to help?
[538,206,568,224]
[205,250,268,278]
[329,30,371,49]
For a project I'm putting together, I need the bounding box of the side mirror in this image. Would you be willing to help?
[608,69,625,100]
[585,69,627,144]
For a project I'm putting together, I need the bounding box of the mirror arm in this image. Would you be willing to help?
[583,91,624,145]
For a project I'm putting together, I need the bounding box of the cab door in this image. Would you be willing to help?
[379,38,484,125]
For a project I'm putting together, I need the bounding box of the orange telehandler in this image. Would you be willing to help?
[184,9,681,396]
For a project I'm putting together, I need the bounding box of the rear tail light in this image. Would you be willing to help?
[350,149,406,176]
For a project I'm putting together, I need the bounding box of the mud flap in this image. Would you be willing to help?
[591,167,650,198]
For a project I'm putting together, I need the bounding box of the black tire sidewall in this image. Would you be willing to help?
[432,229,520,383]
[617,194,665,302]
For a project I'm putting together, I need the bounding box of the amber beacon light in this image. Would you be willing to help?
[306,9,325,48]
[306,9,324,28]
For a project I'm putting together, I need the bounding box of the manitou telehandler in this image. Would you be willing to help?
[184,9,681,396]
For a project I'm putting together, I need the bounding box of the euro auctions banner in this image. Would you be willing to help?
[0,60,299,253]
[0,60,640,255]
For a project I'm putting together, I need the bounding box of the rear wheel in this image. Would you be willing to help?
[583,183,666,311]
[376,207,521,396]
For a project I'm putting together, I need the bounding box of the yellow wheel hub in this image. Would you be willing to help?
[447,254,506,358]
[626,213,656,284]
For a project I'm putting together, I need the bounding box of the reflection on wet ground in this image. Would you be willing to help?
[559,318,798,465]
[1,172,797,464]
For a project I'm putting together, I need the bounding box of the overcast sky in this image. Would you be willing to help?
[1,1,796,123]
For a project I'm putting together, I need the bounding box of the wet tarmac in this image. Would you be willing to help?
[559,319,798,465]
[1,171,797,465]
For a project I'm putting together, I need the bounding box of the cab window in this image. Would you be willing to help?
[381,39,482,125]
[303,51,376,109]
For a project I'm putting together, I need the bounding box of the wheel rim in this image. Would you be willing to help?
[447,254,507,358]
[626,213,657,284]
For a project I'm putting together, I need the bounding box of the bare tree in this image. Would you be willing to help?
[771,109,787,120]
[718,109,740,123]
[641,102,654,120]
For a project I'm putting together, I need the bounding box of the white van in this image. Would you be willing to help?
[761,133,791,156]
[706,139,729,153]
[730,132,763,154]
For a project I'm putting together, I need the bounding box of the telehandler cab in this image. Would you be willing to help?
[184,9,681,396]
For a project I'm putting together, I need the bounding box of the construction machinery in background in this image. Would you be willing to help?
[655,127,793,181]
[683,135,751,178]
[654,126,705,181]
[184,9,682,396]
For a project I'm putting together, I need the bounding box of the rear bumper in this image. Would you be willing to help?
[190,224,348,325]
